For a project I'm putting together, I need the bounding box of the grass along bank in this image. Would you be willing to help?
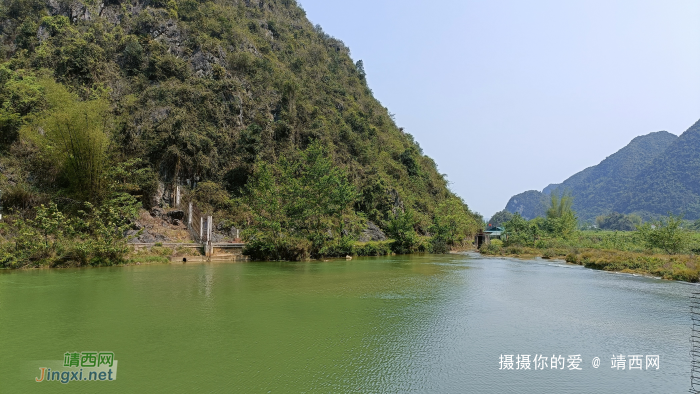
[481,197,700,282]
[480,241,700,282]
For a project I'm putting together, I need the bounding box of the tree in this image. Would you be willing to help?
[430,198,479,252]
[245,162,285,244]
[355,60,366,80]
[636,214,689,254]
[243,142,360,259]
[0,65,47,147]
[502,213,535,246]
[387,209,419,254]
[545,194,577,238]
[26,79,110,203]
[504,212,528,234]
[281,142,359,246]
[693,219,700,231]
[596,212,641,231]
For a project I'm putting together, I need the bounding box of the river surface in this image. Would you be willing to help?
[0,253,693,393]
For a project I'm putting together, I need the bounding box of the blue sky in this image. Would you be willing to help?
[298,0,700,219]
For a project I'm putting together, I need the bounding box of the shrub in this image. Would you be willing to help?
[150,246,172,256]
[354,241,392,256]
[429,238,450,254]
[387,210,419,254]
[636,214,689,254]
[243,236,311,261]
[0,193,139,268]
[479,243,501,255]
[318,236,354,257]
[506,246,523,255]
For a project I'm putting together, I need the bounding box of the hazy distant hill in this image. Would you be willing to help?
[504,128,687,222]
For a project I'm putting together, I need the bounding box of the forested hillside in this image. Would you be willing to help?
[619,119,700,219]
[544,131,677,222]
[503,127,697,223]
[0,0,480,264]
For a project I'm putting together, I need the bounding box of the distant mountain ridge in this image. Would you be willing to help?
[503,120,700,222]
[618,119,700,219]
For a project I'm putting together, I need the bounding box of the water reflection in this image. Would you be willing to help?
[199,263,215,299]
[0,254,692,393]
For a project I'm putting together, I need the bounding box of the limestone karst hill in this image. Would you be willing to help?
[0,0,480,256]
[504,119,700,223]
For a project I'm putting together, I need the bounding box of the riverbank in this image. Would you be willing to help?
[479,245,700,282]
[0,240,401,269]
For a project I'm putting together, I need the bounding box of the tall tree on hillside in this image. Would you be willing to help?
[26,79,110,203]
[545,194,577,237]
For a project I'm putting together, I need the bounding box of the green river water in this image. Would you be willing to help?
[0,253,692,393]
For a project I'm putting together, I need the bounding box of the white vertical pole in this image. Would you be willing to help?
[176,185,180,207]
[200,216,204,242]
[188,202,192,228]
[207,216,213,257]
[208,216,213,242]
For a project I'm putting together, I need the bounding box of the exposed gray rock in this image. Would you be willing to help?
[150,207,165,218]
[190,51,216,77]
[46,0,92,22]
[388,189,404,215]
[167,210,185,220]
[150,107,170,123]
[36,25,49,43]
[210,231,226,242]
[99,5,122,25]
[152,181,174,208]
[358,221,387,242]
[126,229,168,243]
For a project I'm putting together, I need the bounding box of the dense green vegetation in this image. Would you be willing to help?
[498,194,578,247]
[595,212,641,231]
[621,120,700,219]
[0,193,140,267]
[0,0,480,266]
[545,131,677,222]
[504,128,700,223]
[484,196,700,281]
[241,143,478,260]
